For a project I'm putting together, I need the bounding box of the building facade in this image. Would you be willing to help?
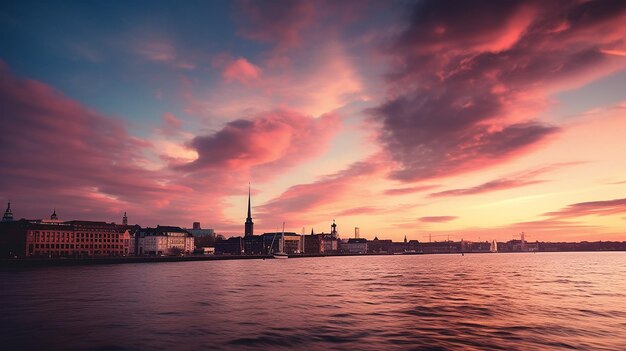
[134,226,194,256]
[25,220,131,257]
[215,236,243,255]
[341,238,368,253]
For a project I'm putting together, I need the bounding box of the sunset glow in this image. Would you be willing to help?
[1,0,626,242]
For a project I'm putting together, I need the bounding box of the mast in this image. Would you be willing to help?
[280,222,285,253]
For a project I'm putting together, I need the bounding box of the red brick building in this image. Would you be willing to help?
[25,220,131,257]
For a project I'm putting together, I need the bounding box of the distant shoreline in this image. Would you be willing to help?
[2,250,626,269]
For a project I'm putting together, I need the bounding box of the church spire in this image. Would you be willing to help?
[244,183,254,237]
[2,202,13,222]
[247,183,252,220]
[123,212,128,226]
[50,209,58,220]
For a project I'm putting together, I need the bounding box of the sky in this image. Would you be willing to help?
[1,0,626,242]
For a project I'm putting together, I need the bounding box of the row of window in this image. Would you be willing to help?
[30,237,123,243]
[32,231,123,239]
[32,250,127,256]
[34,244,126,249]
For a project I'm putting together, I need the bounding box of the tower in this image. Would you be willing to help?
[123,212,128,226]
[2,202,13,222]
[331,219,337,238]
[404,235,407,243]
[244,184,254,237]
[50,209,58,220]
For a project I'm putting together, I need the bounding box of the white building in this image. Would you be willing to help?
[135,226,194,256]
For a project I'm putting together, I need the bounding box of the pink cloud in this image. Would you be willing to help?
[0,62,253,229]
[0,63,189,222]
[158,112,184,136]
[337,206,381,217]
[256,156,388,227]
[544,198,626,219]
[370,0,626,182]
[178,109,340,176]
[429,162,583,197]
[222,57,261,85]
[384,184,439,196]
[419,216,458,223]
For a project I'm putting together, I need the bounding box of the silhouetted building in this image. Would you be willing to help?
[122,212,128,226]
[331,219,338,238]
[262,232,301,254]
[244,185,254,237]
[341,238,368,253]
[2,202,13,222]
[304,229,324,254]
[215,236,243,255]
[420,240,462,253]
[244,235,265,255]
[0,219,30,257]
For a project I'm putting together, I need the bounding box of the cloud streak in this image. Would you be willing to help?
[544,198,626,219]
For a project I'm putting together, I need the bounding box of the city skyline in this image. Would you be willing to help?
[2,1,626,242]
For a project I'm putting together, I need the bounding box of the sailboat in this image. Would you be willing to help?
[490,239,498,253]
[273,222,289,259]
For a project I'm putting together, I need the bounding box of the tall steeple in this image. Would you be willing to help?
[331,219,337,238]
[50,209,58,220]
[123,212,128,226]
[2,202,13,222]
[244,183,254,237]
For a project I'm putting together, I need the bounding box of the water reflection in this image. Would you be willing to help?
[2,252,626,350]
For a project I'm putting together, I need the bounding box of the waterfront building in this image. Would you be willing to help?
[135,226,194,256]
[303,229,339,254]
[303,229,323,254]
[187,222,215,237]
[215,236,243,255]
[367,237,419,253]
[26,220,131,257]
[0,219,30,257]
[341,238,368,254]
[322,234,339,253]
[420,240,462,254]
[368,237,393,253]
[244,234,265,254]
[2,202,14,222]
[262,232,301,254]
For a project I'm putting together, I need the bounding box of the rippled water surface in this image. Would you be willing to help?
[2,252,626,350]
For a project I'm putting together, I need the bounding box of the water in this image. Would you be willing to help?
[2,252,626,350]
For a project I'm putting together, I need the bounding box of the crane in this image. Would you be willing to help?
[423,233,457,242]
